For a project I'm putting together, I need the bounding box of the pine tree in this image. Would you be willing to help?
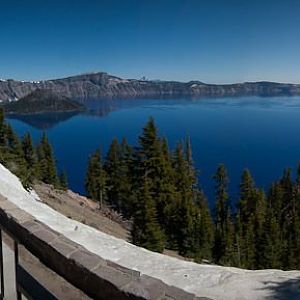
[5,124,23,161]
[105,138,122,209]
[135,118,176,240]
[213,164,235,265]
[156,137,177,235]
[268,181,285,222]
[118,138,134,217]
[279,168,297,269]
[136,117,163,190]
[295,163,300,192]
[59,170,68,190]
[238,169,255,219]
[22,133,37,168]
[185,136,197,189]
[171,142,196,255]
[0,110,66,191]
[19,132,38,187]
[85,149,107,208]
[280,168,294,212]
[193,191,214,262]
[259,205,282,269]
[285,213,300,269]
[131,176,165,252]
[236,169,264,269]
[252,189,267,268]
[6,124,23,157]
[0,108,6,148]
[37,132,58,185]
[138,117,159,160]
[292,164,300,268]
[105,138,135,216]
[256,181,285,269]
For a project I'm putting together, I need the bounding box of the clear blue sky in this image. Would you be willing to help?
[1,0,299,83]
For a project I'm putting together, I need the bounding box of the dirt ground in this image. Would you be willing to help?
[34,183,188,261]
[34,183,130,241]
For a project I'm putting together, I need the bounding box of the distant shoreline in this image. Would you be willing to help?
[1,72,300,103]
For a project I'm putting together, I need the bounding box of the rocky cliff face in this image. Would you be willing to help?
[1,72,300,102]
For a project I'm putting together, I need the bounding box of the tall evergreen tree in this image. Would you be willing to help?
[85,149,107,208]
[185,136,197,190]
[135,118,176,241]
[280,168,294,217]
[131,176,165,252]
[171,142,196,255]
[295,163,300,192]
[5,124,23,161]
[19,132,38,187]
[269,182,285,220]
[156,138,177,233]
[278,168,298,269]
[259,204,282,269]
[292,163,300,267]
[236,169,259,268]
[105,138,134,216]
[22,133,37,168]
[193,191,214,262]
[37,133,58,185]
[118,138,134,217]
[252,189,267,268]
[0,108,6,148]
[59,170,68,190]
[105,138,122,209]
[213,164,235,265]
[6,124,23,157]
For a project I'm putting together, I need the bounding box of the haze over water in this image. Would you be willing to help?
[7,96,300,206]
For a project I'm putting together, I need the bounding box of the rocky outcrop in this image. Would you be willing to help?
[1,72,300,102]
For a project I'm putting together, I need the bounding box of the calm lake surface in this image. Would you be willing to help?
[7,96,300,206]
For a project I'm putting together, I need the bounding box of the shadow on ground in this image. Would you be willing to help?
[260,277,300,300]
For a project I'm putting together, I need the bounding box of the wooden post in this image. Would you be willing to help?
[14,241,22,300]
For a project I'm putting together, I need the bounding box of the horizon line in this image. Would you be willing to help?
[1,71,299,86]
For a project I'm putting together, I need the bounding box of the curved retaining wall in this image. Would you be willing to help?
[0,195,211,300]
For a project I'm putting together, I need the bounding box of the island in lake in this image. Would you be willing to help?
[2,89,85,114]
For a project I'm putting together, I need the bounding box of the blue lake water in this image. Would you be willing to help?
[7,96,300,206]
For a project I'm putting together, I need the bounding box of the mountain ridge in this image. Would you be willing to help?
[1,71,300,102]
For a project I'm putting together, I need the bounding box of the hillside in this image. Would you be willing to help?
[1,73,300,102]
[2,89,85,114]
[0,164,300,299]
[33,182,129,240]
